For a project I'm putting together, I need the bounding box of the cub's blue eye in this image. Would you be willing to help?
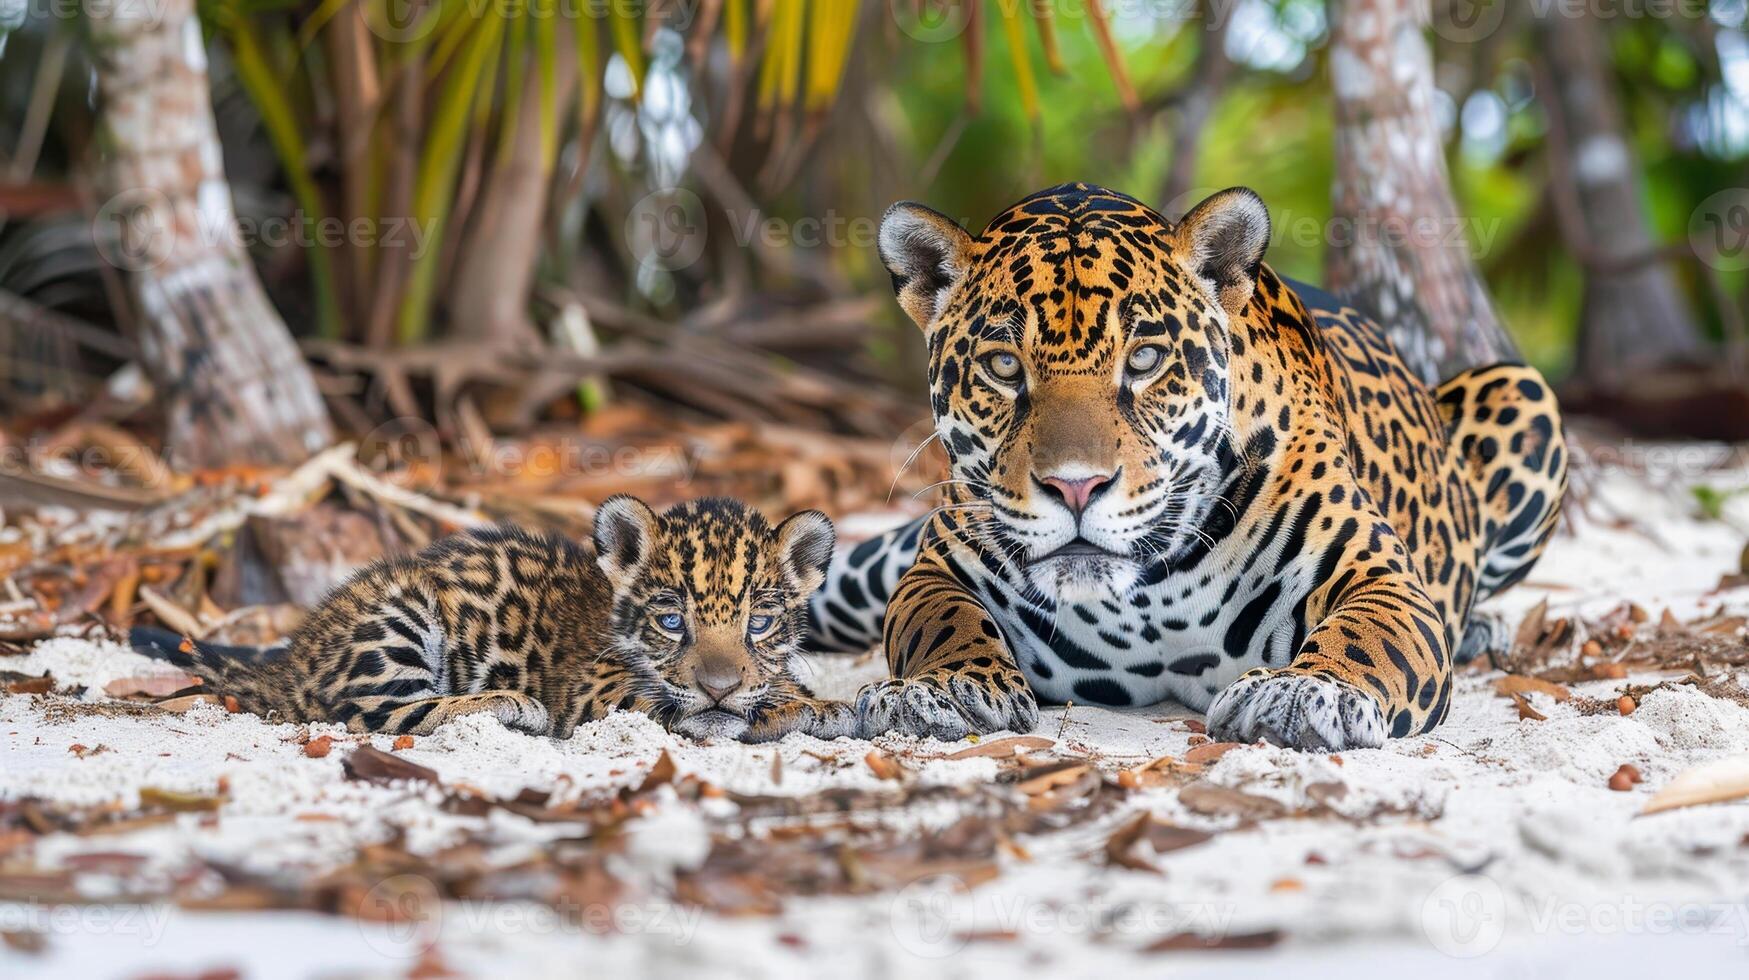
[655,613,685,632]
[747,615,775,635]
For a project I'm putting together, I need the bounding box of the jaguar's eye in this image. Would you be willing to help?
[1125,344,1165,379]
[747,614,776,636]
[981,351,1023,384]
[653,612,685,634]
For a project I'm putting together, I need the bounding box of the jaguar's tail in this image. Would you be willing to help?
[1436,363,1569,603]
[805,514,928,654]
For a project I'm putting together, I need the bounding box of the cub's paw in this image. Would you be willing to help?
[489,694,551,736]
[738,696,853,742]
[742,698,857,743]
[1206,669,1386,751]
[854,672,1038,741]
[800,699,858,740]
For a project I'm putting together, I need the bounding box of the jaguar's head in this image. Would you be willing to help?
[878,183,1270,602]
[591,495,834,739]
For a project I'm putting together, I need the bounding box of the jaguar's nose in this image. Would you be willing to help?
[1038,470,1116,517]
[694,663,745,703]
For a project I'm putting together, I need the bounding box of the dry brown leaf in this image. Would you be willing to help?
[1177,781,1286,820]
[1106,812,1215,872]
[137,586,205,639]
[636,749,678,793]
[1642,757,1749,815]
[1513,597,1549,654]
[1015,761,1091,796]
[945,735,1055,759]
[1146,929,1283,952]
[154,694,225,713]
[864,751,903,781]
[1,929,47,954]
[4,675,53,695]
[342,745,439,786]
[103,673,202,698]
[137,787,224,812]
[1183,742,1245,765]
[1493,676,1570,702]
[1511,693,1547,721]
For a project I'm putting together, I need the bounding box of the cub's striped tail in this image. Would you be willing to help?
[128,626,289,714]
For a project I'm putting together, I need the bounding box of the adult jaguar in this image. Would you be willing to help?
[810,183,1566,751]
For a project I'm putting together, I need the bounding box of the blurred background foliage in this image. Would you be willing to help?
[0,0,1746,424]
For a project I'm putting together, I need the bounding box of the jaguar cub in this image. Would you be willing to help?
[130,496,853,742]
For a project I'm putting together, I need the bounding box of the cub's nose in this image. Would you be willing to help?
[694,663,745,703]
[1038,470,1116,516]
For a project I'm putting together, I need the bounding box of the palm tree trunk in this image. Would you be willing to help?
[1536,6,1705,390]
[1325,0,1517,384]
[86,0,333,470]
[446,37,579,346]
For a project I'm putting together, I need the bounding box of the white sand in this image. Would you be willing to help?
[4,467,1749,978]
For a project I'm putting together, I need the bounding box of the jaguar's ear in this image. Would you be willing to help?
[1173,187,1271,317]
[878,202,974,329]
[593,494,660,585]
[773,510,835,595]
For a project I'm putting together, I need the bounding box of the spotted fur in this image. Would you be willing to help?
[810,183,1567,750]
[131,497,852,741]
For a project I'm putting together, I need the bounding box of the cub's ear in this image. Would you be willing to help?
[878,202,974,329]
[1173,187,1271,317]
[593,495,660,585]
[773,510,835,595]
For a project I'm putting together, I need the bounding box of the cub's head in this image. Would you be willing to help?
[878,183,1269,601]
[591,495,833,740]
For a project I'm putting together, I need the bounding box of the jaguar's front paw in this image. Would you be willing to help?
[1206,669,1386,751]
[854,672,1038,740]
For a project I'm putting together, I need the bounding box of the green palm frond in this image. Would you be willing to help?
[197,0,1142,345]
